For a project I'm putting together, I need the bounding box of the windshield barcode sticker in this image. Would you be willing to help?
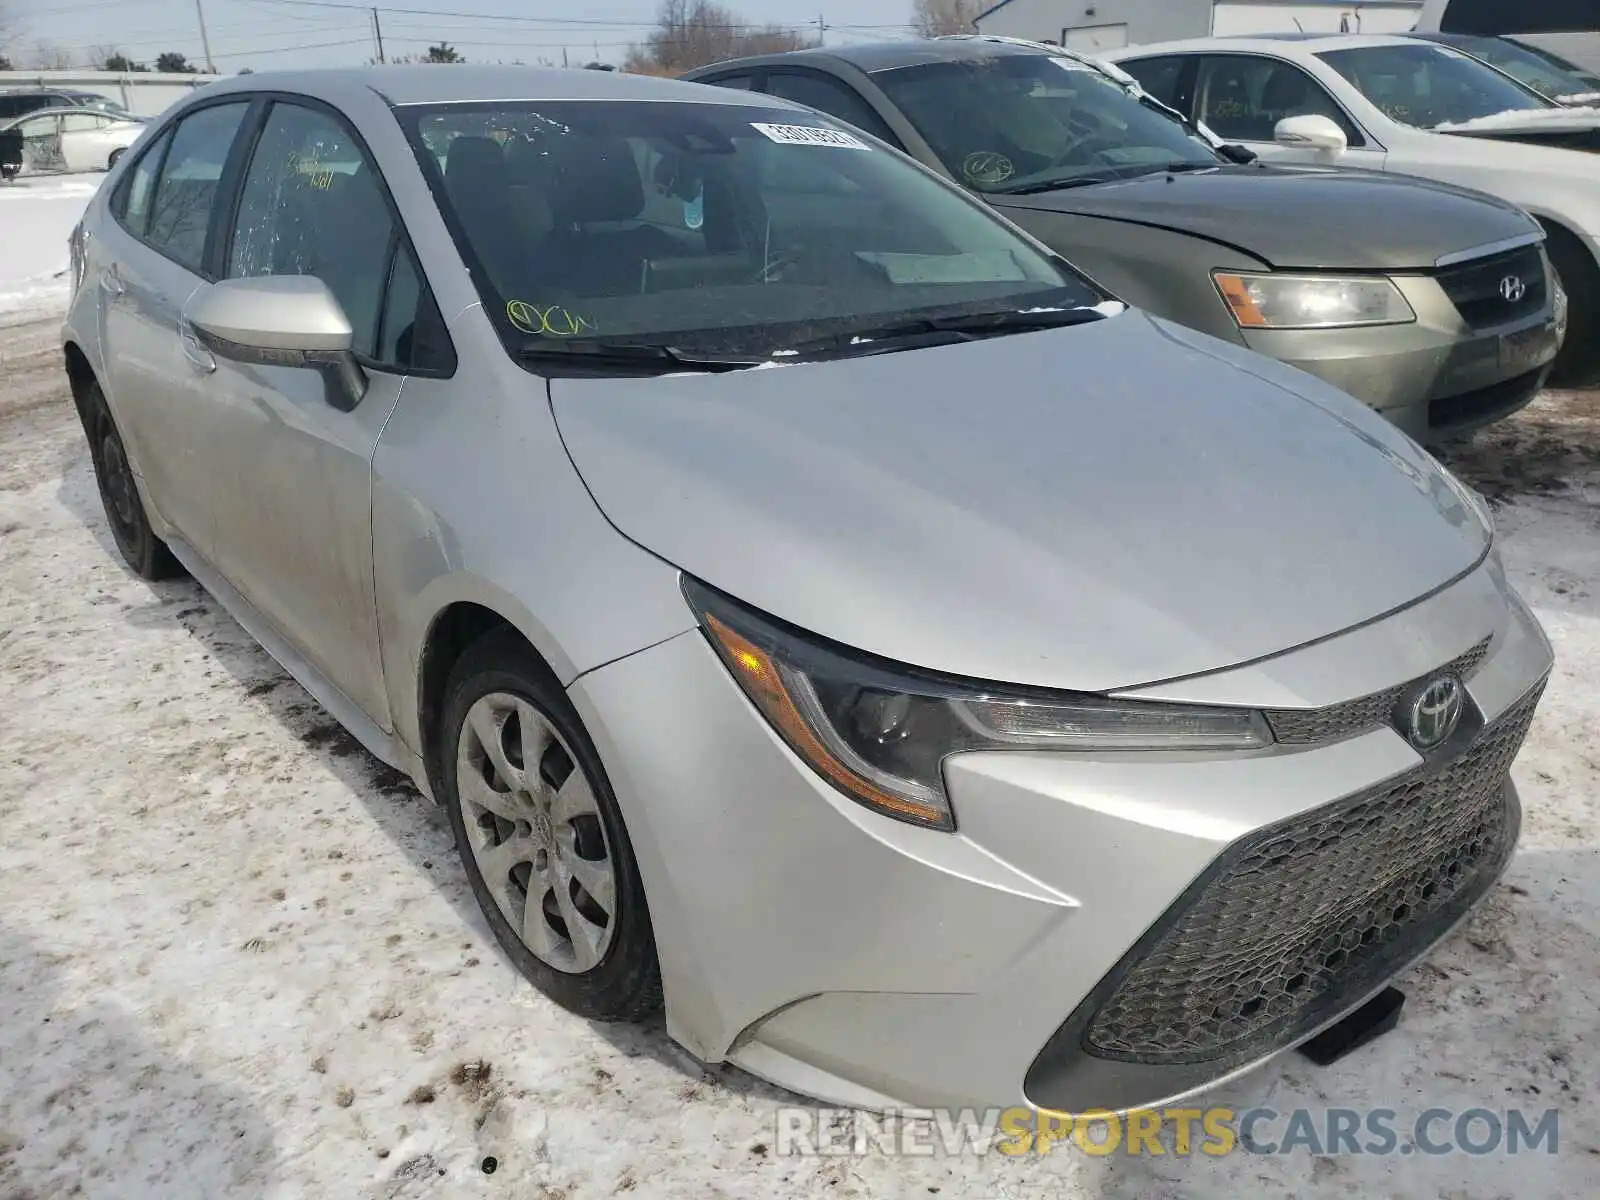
[750,122,870,149]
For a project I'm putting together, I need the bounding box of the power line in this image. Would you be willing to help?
[209,36,373,59]
[243,0,819,31]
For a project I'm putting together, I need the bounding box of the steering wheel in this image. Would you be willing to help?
[1044,133,1124,172]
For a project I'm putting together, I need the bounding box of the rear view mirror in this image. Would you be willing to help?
[187,276,368,411]
[1274,114,1349,156]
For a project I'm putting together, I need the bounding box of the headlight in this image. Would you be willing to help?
[685,579,1273,832]
[1213,272,1416,330]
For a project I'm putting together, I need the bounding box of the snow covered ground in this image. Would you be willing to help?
[0,185,1597,1198]
[0,176,99,318]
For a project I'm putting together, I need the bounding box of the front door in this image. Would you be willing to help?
[96,101,251,557]
[198,99,431,727]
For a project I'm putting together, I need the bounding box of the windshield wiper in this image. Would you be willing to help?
[782,306,1110,357]
[515,341,763,377]
[995,173,1122,196]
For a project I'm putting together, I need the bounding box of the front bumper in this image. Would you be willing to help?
[1239,271,1561,444]
[568,554,1552,1114]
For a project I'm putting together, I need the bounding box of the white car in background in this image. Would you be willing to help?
[1107,34,1600,385]
[2,107,144,175]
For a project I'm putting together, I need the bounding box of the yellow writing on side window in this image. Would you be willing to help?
[507,301,597,337]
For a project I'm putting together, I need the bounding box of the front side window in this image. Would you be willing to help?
[145,101,249,273]
[1195,56,1362,145]
[400,99,1101,362]
[1318,43,1553,129]
[228,102,395,357]
[872,52,1219,195]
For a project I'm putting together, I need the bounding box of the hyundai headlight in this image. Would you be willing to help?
[685,578,1273,831]
[1214,272,1416,330]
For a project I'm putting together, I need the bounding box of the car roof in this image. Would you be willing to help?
[0,106,111,128]
[683,37,1045,78]
[1108,33,1425,57]
[196,64,794,109]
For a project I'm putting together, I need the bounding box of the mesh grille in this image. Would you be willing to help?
[1265,638,1492,746]
[1083,679,1543,1066]
[1436,245,1547,330]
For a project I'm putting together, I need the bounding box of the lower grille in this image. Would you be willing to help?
[1082,680,1544,1066]
[1436,245,1547,330]
[1427,369,1545,433]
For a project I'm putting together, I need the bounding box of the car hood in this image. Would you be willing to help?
[550,311,1488,693]
[988,165,1536,270]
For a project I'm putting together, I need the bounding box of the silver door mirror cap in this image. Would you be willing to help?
[188,275,355,354]
[187,276,368,411]
[1274,114,1349,153]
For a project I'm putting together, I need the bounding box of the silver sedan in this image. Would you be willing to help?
[62,65,1552,1115]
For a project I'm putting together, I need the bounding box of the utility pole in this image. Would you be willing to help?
[195,0,216,73]
[815,13,826,44]
[372,6,387,63]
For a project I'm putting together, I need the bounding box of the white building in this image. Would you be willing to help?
[974,0,1426,52]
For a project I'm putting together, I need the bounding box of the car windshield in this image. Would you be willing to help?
[1318,42,1555,129]
[872,53,1220,194]
[1436,35,1600,101]
[398,100,1104,362]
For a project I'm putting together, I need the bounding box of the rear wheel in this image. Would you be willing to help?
[83,381,180,580]
[107,148,124,171]
[1543,222,1600,388]
[440,629,662,1021]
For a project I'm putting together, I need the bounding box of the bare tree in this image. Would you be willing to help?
[625,0,813,75]
[33,40,78,70]
[911,0,982,39]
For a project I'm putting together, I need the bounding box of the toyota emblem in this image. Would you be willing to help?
[1500,275,1528,303]
[1407,674,1464,751]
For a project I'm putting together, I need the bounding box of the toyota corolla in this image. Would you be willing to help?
[62,66,1552,1114]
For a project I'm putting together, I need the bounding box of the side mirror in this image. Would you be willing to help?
[187,276,368,411]
[1274,114,1348,155]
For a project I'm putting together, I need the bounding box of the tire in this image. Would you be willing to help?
[82,381,181,580]
[440,629,662,1021]
[107,148,124,171]
[1543,222,1600,389]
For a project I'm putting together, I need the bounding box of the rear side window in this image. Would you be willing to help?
[144,101,250,274]
[112,129,172,238]
[1120,56,1188,109]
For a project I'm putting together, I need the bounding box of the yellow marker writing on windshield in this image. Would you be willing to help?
[507,300,596,337]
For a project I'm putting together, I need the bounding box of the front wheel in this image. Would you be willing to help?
[440,629,662,1021]
[1544,223,1600,388]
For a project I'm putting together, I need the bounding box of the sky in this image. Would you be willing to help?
[5,0,921,71]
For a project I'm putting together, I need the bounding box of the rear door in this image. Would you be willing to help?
[199,98,453,725]
[95,99,252,556]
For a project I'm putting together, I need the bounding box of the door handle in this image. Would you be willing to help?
[179,323,216,374]
[98,267,124,297]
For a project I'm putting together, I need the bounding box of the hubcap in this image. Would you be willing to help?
[100,431,138,532]
[456,693,618,973]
